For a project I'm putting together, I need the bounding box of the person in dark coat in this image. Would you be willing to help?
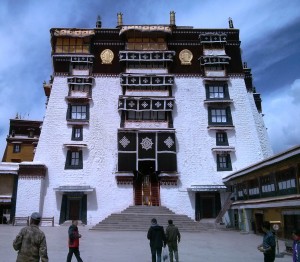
[67,220,83,262]
[13,212,48,262]
[257,221,276,262]
[147,218,166,262]
[292,229,300,262]
[166,219,181,262]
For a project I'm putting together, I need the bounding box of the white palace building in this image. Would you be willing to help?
[11,13,273,225]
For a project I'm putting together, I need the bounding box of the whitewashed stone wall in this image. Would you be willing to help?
[15,177,44,216]
[161,77,273,219]
[34,76,132,225]
[32,73,272,224]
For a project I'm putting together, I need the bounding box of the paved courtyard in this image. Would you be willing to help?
[0,225,292,262]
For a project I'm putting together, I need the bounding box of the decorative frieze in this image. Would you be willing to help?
[120,74,174,86]
[200,56,231,65]
[53,55,94,63]
[119,51,175,62]
[118,97,175,111]
[18,163,47,178]
[199,33,227,43]
[93,42,125,46]
[67,77,94,85]
[124,121,169,129]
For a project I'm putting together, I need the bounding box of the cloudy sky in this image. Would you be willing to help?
[0,0,300,157]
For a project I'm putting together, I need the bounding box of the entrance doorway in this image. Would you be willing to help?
[195,192,221,220]
[68,198,81,220]
[59,193,87,224]
[255,213,264,234]
[134,161,160,206]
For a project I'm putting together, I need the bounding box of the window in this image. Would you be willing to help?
[72,127,83,141]
[28,129,34,138]
[206,83,229,99]
[248,179,260,198]
[237,183,247,200]
[260,175,275,195]
[216,132,228,146]
[208,107,232,125]
[126,37,167,50]
[65,150,83,169]
[67,104,89,121]
[71,84,90,92]
[55,37,89,54]
[217,153,232,171]
[205,65,225,71]
[13,144,21,153]
[126,111,167,121]
[73,64,89,70]
[277,168,296,195]
[212,109,226,123]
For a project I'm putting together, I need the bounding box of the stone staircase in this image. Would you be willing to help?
[91,205,217,232]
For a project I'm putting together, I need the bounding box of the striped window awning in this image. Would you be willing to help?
[54,186,94,193]
[187,185,227,192]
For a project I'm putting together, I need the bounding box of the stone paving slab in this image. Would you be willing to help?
[0,225,291,262]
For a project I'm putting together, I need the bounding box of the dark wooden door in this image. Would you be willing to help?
[151,179,160,206]
[134,174,160,206]
[255,213,264,234]
[134,180,143,205]
[202,197,214,218]
[69,199,80,220]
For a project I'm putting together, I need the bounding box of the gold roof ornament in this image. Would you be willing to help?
[100,49,114,64]
[179,49,193,65]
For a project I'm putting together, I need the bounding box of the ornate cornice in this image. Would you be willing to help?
[116,175,134,185]
[93,42,125,46]
[18,163,47,178]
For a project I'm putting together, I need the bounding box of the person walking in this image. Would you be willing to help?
[166,219,181,262]
[67,220,83,262]
[13,212,48,262]
[257,221,276,262]
[147,218,166,262]
[292,229,300,262]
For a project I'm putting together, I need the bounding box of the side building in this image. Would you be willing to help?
[223,145,300,239]
[0,118,42,223]
[14,13,272,225]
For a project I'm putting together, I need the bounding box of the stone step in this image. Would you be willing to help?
[91,205,217,232]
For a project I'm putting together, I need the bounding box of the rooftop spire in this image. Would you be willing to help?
[170,11,176,26]
[228,17,234,28]
[117,12,123,27]
[96,15,102,28]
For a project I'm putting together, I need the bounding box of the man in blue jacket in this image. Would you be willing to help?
[257,221,276,262]
[147,218,166,262]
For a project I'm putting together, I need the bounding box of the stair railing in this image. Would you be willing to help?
[215,193,233,224]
